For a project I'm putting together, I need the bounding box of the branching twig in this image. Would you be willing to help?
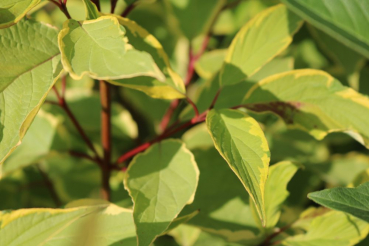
[52,82,102,165]
[36,164,62,207]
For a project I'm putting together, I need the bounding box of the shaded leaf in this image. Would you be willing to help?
[282,0,369,59]
[124,139,199,246]
[165,0,225,40]
[308,182,369,223]
[264,161,300,231]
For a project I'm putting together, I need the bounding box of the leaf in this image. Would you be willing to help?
[0,201,136,246]
[0,0,40,28]
[0,19,62,165]
[282,0,369,59]
[2,110,67,176]
[195,49,227,79]
[58,16,165,81]
[308,182,369,223]
[219,4,302,86]
[206,109,270,225]
[108,15,186,99]
[124,139,199,246]
[179,147,262,245]
[264,161,300,231]
[165,0,226,40]
[283,211,369,246]
[82,0,100,20]
[243,69,369,148]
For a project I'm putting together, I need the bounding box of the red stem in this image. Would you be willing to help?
[121,2,137,17]
[99,80,112,201]
[160,100,179,131]
[117,113,206,166]
[52,86,101,164]
[186,97,199,118]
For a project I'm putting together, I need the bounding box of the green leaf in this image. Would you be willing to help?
[0,0,40,28]
[243,69,369,148]
[206,109,270,225]
[308,182,369,223]
[195,49,227,79]
[180,147,262,245]
[0,19,62,165]
[283,211,369,246]
[282,0,369,59]
[108,16,186,99]
[219,4,302,86]
[165,0,225,40]
[2,110,67,176]
[58,16,165,81]
[264,161,300,231]
[82,0,100,20]
[124,139,199,246]
[0,201,136,246]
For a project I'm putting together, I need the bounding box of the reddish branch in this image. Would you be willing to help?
[121,1,138,17]
[52,81,101,164]
[36,164,62,207]
[116,111,207,166]
[99,80,112,201]
[160,36,210,131]
[50,0,71,19]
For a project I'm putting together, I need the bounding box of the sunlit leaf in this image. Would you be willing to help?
[59,16,165,81]
[0,201,136,246]
[108,15,186,99]
[283,211,369,246]
[0,19,62,165]
[0,0,40,28]
[243,69,369,148]
[206,109,270,225]
[220,4,302,86]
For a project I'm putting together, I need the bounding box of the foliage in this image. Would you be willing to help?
[1,0,369,245]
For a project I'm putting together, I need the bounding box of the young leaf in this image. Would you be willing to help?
[283,211,369,246]
[308,182,369,223]
[165,0,226,40]
[0,0,40,28]
[108,16,186,99]
[82,0,100,20]
[264,161,300,231]
[0,201,136,246]
[282,0,369,59]
[124,139,199,246]
[220,4,302,86]
[243,69,369,148]
[58,16,165,81]
[206,109,270,225]
[0,19,62,165]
